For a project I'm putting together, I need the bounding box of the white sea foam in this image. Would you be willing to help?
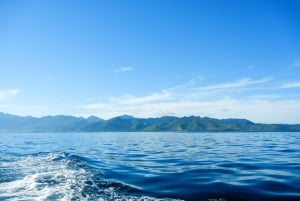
[0,152,92,200]
[0,152,181,201]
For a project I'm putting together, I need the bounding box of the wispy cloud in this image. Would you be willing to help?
[197,77,273,91]
[293,61,300,67]
[121,91,171,105]
[77,76,295,122]
[46,76,56,81]
[79,91,171,109]
[0,104,16,108]
[78,97,300,124]
[247,64,253,69]
[281,82,300,89]
[79,103,110,110]
[0,89,20,100]
[114,66,133,73]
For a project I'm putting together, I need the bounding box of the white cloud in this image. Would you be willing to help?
[0,89,20,100]
[281,82,300,89]
[79,90,171,109]
[165,77,274,101]
[167,77,201,91]
[77,76,300,123]
[121,91,171,105]
[78,97,300,124]
[197,77,273,91]
[114,66,133,73]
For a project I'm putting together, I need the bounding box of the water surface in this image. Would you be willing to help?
[0,132,300,200]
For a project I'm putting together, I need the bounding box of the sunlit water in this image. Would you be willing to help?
[0,132,300,201]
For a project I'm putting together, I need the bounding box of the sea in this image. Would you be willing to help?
[0,132,299,201]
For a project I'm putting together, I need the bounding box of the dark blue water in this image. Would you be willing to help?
[0,132,300,201]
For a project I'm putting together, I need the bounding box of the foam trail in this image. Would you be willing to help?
[0,152,91,200]
[0,152,182,201]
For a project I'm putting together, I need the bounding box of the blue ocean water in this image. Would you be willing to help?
[0,132,299,201]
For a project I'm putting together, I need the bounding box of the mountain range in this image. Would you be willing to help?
[0,112,300,132]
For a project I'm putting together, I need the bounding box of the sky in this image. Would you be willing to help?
[0,0,300,123]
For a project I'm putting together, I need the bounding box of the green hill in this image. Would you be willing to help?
[0,112,300,132]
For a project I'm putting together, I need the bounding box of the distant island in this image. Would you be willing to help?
[0,112,300,132]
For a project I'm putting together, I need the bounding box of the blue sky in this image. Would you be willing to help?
[0,0,300,123]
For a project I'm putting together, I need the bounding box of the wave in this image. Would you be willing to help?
[0,152,181,201]
[1,132,300,201]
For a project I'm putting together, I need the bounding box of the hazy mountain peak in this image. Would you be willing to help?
[0,112,299,132]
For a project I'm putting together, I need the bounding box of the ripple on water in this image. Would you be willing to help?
[0,132,300,201]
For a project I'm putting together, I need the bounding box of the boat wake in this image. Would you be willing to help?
[0,152,180,201]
